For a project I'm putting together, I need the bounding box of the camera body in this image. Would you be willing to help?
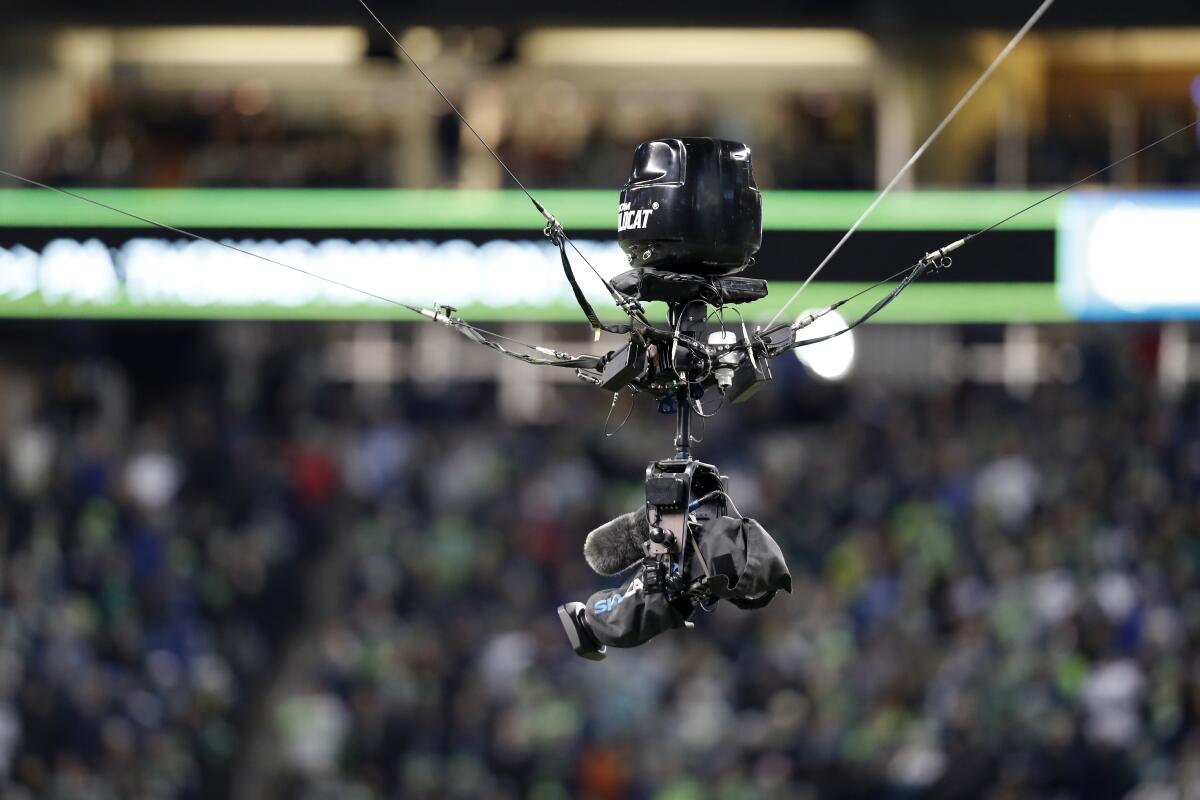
[617,137,762,277]
[558,455,792,660]
[558,458,728,661]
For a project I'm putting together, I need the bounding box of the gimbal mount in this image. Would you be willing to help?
[637,299,731,605]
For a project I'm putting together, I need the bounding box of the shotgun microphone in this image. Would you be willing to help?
[583,508,649,576]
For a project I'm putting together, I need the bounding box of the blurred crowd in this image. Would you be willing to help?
[974,109,1200,187]
[22,83,870,191]
[24,78,1200,191]
[28,86,399,190]
[0,323,348,798]
[2,322,1199,799]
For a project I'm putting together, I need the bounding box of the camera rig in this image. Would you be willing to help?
[421,141,957,603]
[420,141,959,658]
[421,137,957,432]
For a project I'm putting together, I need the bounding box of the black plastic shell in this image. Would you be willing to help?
[617,138,762,277]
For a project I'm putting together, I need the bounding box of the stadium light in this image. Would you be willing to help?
[793,309,855,380]
[519,28,875,68]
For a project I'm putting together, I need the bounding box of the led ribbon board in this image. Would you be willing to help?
[1059,192,1200,320]
[0,188,1068,321]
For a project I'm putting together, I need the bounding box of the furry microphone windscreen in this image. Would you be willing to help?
[583,508,649,576]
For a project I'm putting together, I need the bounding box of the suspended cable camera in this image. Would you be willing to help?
[4,0,1198,659]
[552,140,797,659]
[557,134,947,414]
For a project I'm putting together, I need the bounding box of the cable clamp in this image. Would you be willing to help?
[419,303,458,324]
[792,308,826,331]
[920,251,953,271]
[922,237,966,271]
[617,294,645,319]
[543,215,565,245]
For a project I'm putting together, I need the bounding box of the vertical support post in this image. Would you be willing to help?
[667,298,706,461]
[674,388,691,459]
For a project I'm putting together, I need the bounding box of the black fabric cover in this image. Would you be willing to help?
[689,516,793,606]
[582,568,691,648]
[580,514,791,649]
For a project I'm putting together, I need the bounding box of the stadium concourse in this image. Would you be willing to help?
[0,322,1197,799]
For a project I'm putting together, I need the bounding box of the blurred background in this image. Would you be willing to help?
[1,1,1200,798]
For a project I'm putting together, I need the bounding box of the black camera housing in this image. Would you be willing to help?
[617,138,762,277]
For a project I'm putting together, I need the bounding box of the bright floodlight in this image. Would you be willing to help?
[792,308,855,380]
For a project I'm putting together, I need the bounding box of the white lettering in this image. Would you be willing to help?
[617,208,655,233]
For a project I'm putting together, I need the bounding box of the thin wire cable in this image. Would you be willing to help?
[691,395,725,419]
[355,0,535,203]
[766,0,1056,329]
[758,117,1200,352]
[354,0,623,302]
[603,391,636,437]
[689,404,706,443]
[692,489,743,520]
[564,238,625,302]
[0,169,605,363]
[0,169,427,314]
[753,262,919,346]
[461,320,599,358]
[605,407,635,437]
[969,118,1200,239]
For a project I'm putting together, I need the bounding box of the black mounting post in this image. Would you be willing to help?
[667,299,707,461]
[674,388,692,459]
